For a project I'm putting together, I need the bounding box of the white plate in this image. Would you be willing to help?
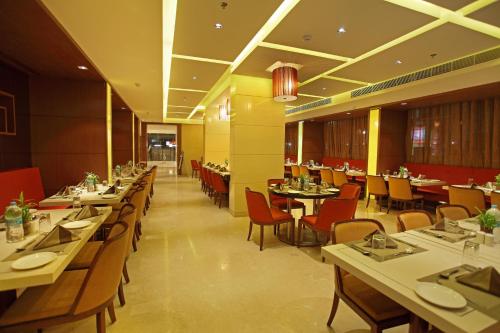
[62,220,92,229]
[326,188,340,192]
[287,190,301,194]
[415,282,467,309]
[11,252,57,270]
[102,194,118,199]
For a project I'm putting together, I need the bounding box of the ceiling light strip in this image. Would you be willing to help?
[168,105,197,109]
[297,93,325,99]
[230,0,301,72]
[322,76,371,86]
[172,54,232,65]
[162,0,178,121]
[457,0,497,16]
[169,87,209,93]
[259,42,352,62]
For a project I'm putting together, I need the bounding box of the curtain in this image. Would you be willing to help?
[406,96,500,168]
[323,115,368,159]
[285,124,298,157]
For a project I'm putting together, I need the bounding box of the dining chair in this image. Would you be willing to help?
[291,165,300,178]
[332,170,348,188]
[448,186,485,215]
[320,169,334,185]
[267,179,306,216]
[200,167,208,192]
[190,160,200,178]
[397,210,433,232]
[366,175,388,211]
[436,204,470,223]
[0,222,129,333]
[127,185,147,242]
[387,177,424,214]
[297,198,358,247]
[338,183,361,201]
[149,165,158,197]
[491,191,500,207]
[328,219,410,331]
[212,173,229,208]
[206,170,215,198]
[245,187,294,251]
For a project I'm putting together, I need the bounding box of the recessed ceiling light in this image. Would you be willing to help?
[214,23,223,29]
[322,87,326,90]
[77,65,88,70]
[192,76,197,80]
[337,26,346,34]
[346,112,351,115]
[395,60,403,65]
[401,102,408,106]
[302,34,312,42]
[121,107,127,110]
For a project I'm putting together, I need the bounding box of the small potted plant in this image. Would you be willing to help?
[16,192,36,235]
[85,172,100,192]
[476,208,496,233]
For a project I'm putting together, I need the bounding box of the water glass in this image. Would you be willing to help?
[39,213,52,233]
[372,234,386,249]
[73,196,82,209]
[462,240,479,265]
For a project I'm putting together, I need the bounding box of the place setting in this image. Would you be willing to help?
[416,218,476,243]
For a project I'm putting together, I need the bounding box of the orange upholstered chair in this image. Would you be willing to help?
[190,160,200,178]
[212,173,229,208]
[245,188,294,251]
[387,177,424,214]
[436,204,470,223]
[297,198,358,246]
[332,170,348,187]
[365,175,388,211]
[327,219,410,331]
[338,183,361,201]
[491,191,500,207]
[267,179,305,216]
[397,210,433,232]
[448,186,485,216]
[320,169,334,185]
[291,165,300,178]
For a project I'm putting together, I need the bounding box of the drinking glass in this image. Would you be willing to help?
[39,213,52,233]
[372,234,386,249]
[462,240,479,265]
[73,196,82,209]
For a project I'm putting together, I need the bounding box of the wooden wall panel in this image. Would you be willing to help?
[140,121,147,163]
[302,122,324,163]
[377,108,407,174]
[284,122,298,160]
[30,77,106,195]
[112,109,132,166]
[0,63,31,171]
[134,115,139,164]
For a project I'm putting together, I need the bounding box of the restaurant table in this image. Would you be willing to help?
[0,207,112,291]
[322,228,500,333]
[203,165,230,178]
[38,184,131,207]
[285,164,367,178]
[442,185,497,197]
[382,175,447,187]
[113,169,146,184]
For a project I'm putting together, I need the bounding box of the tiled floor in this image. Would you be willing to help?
[47,171,410,333]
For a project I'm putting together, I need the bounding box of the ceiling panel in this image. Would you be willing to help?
[286,95,322,107]
[167,106,191,119]
[170,58,228,91]
[234,46,343,82]
[333,23,500,83]
[467,2,500,27]
[173,0,282,61]
[0,1,101,80]
[265,0,434,58]
[425,0,475,11]
[191,112,204,120]
[300,78,364,97]
[168,89,206,107]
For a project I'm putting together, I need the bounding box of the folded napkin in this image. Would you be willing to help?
[74,205,99,220]
[457,266,500,297]
[104,186,116,195]
[432,218,463,233]
[33,225,80,250]
[363,230,398,248]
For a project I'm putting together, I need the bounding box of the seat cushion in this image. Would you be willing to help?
[66,241,103,270]
[342,274,409,322]
[0,270,87,327]
[301,215,318,226]
[270,207,293,222]
[271,198,305,210]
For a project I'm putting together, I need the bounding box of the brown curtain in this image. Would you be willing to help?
[285,124,298,156]
[323,115,368,159]
[406,96,500,168]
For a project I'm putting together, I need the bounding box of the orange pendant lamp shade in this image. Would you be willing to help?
[272,66,298,102]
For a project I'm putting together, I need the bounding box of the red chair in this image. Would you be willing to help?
[297,198,358,247]
[200,167,206,192]
[338,183,361,201]
[191,160,200,178]
[267,179,306,216]
[205,170,214,197]
[212,173,229,208]
[245,187,294,251]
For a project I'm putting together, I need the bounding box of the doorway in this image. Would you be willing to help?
[146,124,178,173]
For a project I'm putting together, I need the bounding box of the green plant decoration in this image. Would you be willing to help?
[15,192,36,223]
[85,172,100,185]
[476,207,497,232]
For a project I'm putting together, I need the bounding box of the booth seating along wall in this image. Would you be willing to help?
[0,167,45,210]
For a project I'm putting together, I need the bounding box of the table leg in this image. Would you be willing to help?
[409,313,429,333]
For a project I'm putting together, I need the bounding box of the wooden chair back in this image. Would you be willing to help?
[388,177,413,200]
[332,170,348,187]
[366,175,388,196]
[299,166,310,177]
[436,204,470,222]
[397,210,433,232]
[448,186,485,215]
[291,165,300,178]
[320,169,334,185]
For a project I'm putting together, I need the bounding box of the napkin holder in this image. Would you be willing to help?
[74,205,99,220]
[33,225,80,250]
[457,266,500,297]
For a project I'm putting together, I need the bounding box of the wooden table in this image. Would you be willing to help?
[382,176,447,187]
[39,184,131,207]
[113,170,146,184]
[0,207,111,291]
[442,185,498,197]
[322,230,500,333]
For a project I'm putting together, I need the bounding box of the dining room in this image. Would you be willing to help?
[0,0,500,333]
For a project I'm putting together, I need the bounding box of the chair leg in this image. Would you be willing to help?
[387,197,392,214]
[107,303,116,323]
[132,234,138,252]
[259,225,264,251]
[247,222,253,241]
[326,293,340,327]
[302,206,306,217]
[366,194,370,208]
[123,262,130,284]
[297,220,302,248]
[96,311,106,333]
[118,280,126,306]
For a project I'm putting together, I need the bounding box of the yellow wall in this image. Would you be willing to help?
[181,124,203,176]
[229,75,285,216]
[204,97,230,165]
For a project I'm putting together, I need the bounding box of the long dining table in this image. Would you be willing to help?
[0,207,112,291]
[38,183,131,207]
[321,225,500,333]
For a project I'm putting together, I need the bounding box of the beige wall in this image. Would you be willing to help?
[229,75,285,216]
[203,94,230,164]
[181,124,203,176]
